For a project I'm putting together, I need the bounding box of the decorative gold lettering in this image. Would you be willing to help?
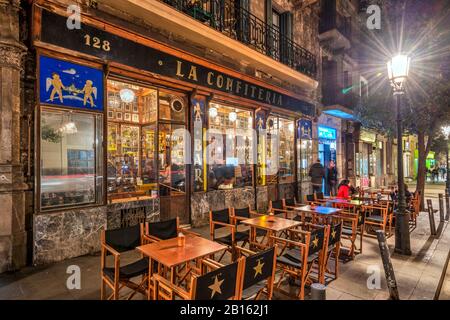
[235,81,242,94]
[207,72,214,85]
[225,78,233,91]
[265,91,271,104]
[278,95,283,106]
[188,65,198,81]
[176,60,185,77]
[244,83,249,96]
[216,75,224,88]
[258,88,264,100]
[250,86,256,98]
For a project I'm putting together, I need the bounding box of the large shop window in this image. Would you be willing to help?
[107,80,158,202]
[40,109,103,208]
[266,115,295,184]
[207,103,254,190]
[298,139,313,181]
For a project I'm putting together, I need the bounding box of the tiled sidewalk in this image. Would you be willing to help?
[0,197,448,300]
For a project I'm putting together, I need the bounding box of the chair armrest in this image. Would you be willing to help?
[178,227,201,237]
[249,210,264,217]
[153,274,190,300]
[270,235,305,248]
[142,234,161,244]
[102,243,120,257]
[201,258,225,270]
[235,245,256,257]
[212,221,236,230]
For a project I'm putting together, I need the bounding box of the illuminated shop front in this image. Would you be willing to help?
[31,5,316,264]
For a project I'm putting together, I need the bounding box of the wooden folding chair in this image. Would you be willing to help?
[210,208,249,262]
[304,194,316,205]
[363,203,389,234]
[235,246,277,300]
[153,257,245,300]
[322,223,342,282]
[268,199,289,218]
[272,224,329,299]
[100,224,149,300]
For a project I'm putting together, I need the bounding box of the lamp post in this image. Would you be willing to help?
[387,54,411,255]
[442,126,450,194]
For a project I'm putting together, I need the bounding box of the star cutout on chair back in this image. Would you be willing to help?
[312,236,319,248]
[208,275,224,298]
[253,259,265,278]
[331,229,336,239]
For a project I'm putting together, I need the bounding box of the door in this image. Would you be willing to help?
[158,92,189,224]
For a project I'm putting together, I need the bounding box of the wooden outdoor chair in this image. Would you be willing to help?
[339,207,365,257]
[235,246,277,300]
[153,257,245,300]
[210,208,249,262]
[100,224,149,300]
[322,223,342,281]
[363,203,389,235]
[272,224,329,299]
[304,194,316,205]
[268,199,289,218]
[409,192,421,226]
[284,197,299,210]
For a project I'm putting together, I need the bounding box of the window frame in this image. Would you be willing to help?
[38,105,104,212]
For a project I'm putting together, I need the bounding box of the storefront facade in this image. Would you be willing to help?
[21,1,320,265]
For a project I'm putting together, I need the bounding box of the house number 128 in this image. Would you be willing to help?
[84,34,111,52]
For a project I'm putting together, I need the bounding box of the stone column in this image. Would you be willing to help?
[0,0,28,273]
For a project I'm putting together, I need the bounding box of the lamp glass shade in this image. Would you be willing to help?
[387,54,410,84]
[442,126,450,139]
[209,106,218,118]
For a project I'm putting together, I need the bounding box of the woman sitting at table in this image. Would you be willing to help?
[337,180,351,199]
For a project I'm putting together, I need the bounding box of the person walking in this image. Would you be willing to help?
[309,159,325,194]
[327,160,338,196]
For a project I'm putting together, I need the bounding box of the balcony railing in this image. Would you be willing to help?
[162,0,317,78]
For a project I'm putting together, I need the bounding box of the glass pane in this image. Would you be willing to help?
[159,91,186,122]
[41,110,99,208]
[266,115,278,185]
[298,139,313,181]
[278,117,295,184]
[107,79,157,202]
[207,103,253,190]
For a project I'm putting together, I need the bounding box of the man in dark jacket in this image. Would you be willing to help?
[309,159,325,194]
[327,160,338,196]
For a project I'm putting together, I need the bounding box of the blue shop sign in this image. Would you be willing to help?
[318,126,336,140]
[298,119,312,140]
[39,56,104,111]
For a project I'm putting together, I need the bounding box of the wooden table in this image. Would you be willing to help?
[241,215,302,249]
[294,205,342,224]
[136,234,227,299]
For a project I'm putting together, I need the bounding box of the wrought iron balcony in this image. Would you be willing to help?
[161,0,317,78]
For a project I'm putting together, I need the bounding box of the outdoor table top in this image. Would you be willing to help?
[136,234,227,269]
[325,199,364,206]
[294,205,342,215]
[241,215,302,232]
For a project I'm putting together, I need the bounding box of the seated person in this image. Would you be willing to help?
[337,179,351,199]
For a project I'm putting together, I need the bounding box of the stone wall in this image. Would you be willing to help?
[33,207,107,265]
[106,198,160,229]
[191,187,255,227]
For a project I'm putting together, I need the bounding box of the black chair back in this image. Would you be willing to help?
[315,192,324,200]
[234,207,250,225]
[147,218,178,240]
[308,227,325,256]
[194,261,239,300]
[212,209,231,229]
[270,200,284,210]
[105,224,141,253]
[243,247,275,290]
[285,198,296,207]
[306,194,315,202]
[329,223,342,247]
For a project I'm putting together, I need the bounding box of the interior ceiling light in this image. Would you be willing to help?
[229,111,237,122]
[119,88,135,103]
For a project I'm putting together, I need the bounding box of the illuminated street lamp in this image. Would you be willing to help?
[387,54,411,255]
[442,126,450,194]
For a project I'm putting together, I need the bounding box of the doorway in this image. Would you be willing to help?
[158,91,190,224]
[318,126,337,195]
